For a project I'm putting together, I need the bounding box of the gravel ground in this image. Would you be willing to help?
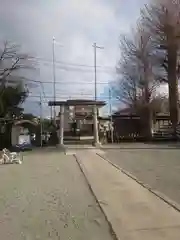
[0,151,113,240]
[105,147,180,205]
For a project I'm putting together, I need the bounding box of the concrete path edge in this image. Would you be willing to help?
[73,154,119,240]
[97,153,180,214]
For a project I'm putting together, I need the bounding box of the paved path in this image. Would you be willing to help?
[105,148,180,205]
[76,150,180,240]
[0,151,113,240]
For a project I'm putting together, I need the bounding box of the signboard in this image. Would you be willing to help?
[18,135,31,145]
[75,105,92,114]
[20,128,29,135]
[75,112,89,120]
[74,105,92,120]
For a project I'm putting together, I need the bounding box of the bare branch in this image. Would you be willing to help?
[140,0,180,128]
[115,21,159,114]
[0,41,36,87]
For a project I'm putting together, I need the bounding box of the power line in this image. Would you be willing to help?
[25,95,119,101]
[41,63,115,73]
[26,80,48,103]
[31,56,115,70]
[25,79,111,85]
[27,90,118,99]
[28,95,93,99]
[30,58,116,73]
[40,82,48,103]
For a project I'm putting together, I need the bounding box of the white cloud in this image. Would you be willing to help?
[0,0,147,116]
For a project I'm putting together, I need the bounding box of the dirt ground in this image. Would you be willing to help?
[0,151,113,240]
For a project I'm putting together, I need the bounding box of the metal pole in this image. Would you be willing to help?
[59,105,64,146]
[40,93,43,147]
[50,106,52,121]
[109,88,114,143]
[52,37,56,121]
[92,42,104,123]
[93,42,97,101]
[93,43,104,100]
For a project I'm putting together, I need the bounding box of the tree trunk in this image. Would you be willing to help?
[168,45,179,138]
[140,107,153,141]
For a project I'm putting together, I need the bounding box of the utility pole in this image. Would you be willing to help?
[40,93,43,147]
[52,37,56,122]
[92,43,104,101]
[52,37,63,123]
[50,106,53,121]
[109,88,114,143]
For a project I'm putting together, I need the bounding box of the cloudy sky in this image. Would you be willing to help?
[0,0,147,116]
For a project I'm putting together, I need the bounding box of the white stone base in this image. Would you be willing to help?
[58,144,66,150]
[92,142,102,148]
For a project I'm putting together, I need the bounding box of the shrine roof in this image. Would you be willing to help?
[48,99,106,107]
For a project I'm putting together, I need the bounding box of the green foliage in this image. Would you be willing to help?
[0,40,34,119]
[42,118,55,132]
[0,40,34,148]
[0,84,28,117]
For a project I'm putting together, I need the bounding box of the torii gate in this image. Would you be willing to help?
[48,99,106,147]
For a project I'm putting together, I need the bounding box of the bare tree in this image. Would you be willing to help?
[116,25,160,139]
[0,41,35,86]
[141,0,180,136]
[0,40,35,115]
